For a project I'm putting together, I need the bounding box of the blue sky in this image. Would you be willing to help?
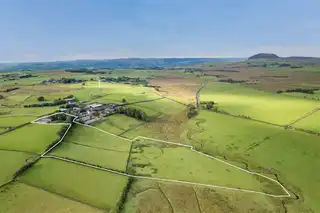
[1,0,320,62]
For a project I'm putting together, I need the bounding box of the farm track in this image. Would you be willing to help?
[29,112,292,198]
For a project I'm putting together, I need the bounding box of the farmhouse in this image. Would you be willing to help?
[86,103,105,111]
[64,98,76,104]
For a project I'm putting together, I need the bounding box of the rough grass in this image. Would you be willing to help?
[63,124,131,152]
[129,139,285,195]
[200,82,319,125]
[185,111,320,213]
[133,98,186,116]
[0,151,33,185]
[245,130,320,213]
[93,114,144,135]
[19,159,128,211]
[123,179,281,213]
[0,182,104,213]
[0,124,61,153]
[52,142,129,171]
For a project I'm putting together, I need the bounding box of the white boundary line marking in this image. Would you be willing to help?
[31,112,291,198]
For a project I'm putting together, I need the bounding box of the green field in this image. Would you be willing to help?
[182,110,320,212]
[93,114,144,135]
[0,124,61,153]
[201,82,319,125]
[0,151,34,185]
[0,183,104,213]
[283,90,320,101]
[63,124,131,152]
[19,159,128,211]
[292,111,320,132]
[0,115,36,126]
[1,67,320,212]
[52,142,129,171]
[123,179,283,213]
[129,139,285,195]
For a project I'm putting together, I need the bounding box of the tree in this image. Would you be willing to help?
[0,95,4,99]
[37,96,45,101]
[122,98,127,103]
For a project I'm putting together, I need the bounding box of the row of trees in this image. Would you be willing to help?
[200,101,215,110]
[187,104,198,119]
[2,87,19,92]
[218,78,246,84]
[277,88,319,94]
[116,106,149,122]
[24,99,67,108]
[100,76,147,85]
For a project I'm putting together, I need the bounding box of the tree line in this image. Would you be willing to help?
[116,106,149,122]
[277,88,319,94]
[24,99,67,108]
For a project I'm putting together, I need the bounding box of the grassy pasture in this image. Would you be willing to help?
[0,92,31,106]
[52,142,129,171]
[0,115,36,126]
[245,131,320,213]
[0,151,33,185]
[0,183,103,213]
[132,98,186,116]
[94,114,144,135]
[129,139,285,195]
[283,90,320,101]
[292,111,320,132]
[0,124,61,153]
[123,179,282,213]
[184,111,320,212]
[64,124,131,152]
[200,82,318,125]
[0,106,58,116]
[269,66,320,73]
[19,159,128,211]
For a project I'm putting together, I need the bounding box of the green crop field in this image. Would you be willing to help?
[0,183,104,213]
[0,151,34,185]
[0,124,61,153]
[52,142,129,171]
[19,159,128,211]
[201,82,319,125]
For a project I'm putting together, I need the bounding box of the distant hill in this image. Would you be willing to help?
[248,53,280,60]
[0,58,243,72]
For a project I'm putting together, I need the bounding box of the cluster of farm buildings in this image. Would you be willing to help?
[59,97,117,124]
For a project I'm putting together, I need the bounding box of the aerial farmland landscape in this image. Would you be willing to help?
[1,1,320,213]
[0,55,319,213]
